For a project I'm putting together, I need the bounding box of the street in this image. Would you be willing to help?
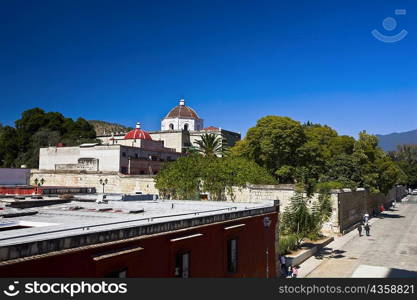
[301,195,417,278]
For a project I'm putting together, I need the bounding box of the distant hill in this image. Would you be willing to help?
[89,120,132,136]
[376,129,417,151]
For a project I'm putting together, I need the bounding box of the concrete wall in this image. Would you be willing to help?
[39,146,121,172]
[149,131,189,153]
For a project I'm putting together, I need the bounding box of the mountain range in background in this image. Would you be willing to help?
[89,120,132,136]
[376,129,417,152]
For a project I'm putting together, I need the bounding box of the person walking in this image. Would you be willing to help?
[291,266,299,278]
[364,223,371,236]
[279,255,287,276]
[357,223,363,236]
[363,213,369,223]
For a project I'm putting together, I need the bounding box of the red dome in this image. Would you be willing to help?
[124,123,152,140]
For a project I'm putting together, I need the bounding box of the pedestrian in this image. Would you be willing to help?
[380,204,385,213]
[363,213,369,223]
[357,223,363,236]
[291,266,299,278]
[279,255,287,276]
[364,223,370,236]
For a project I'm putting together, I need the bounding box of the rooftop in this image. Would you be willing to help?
[0,198,277,261]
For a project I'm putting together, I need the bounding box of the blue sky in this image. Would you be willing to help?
[1,0,416,137]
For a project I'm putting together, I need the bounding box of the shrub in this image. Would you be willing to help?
[278,234,298,255]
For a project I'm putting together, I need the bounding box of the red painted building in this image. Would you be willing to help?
[0,200,279,278]
[0,185,96,195]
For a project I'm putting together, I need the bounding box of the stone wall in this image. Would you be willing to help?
[227,184,408,234]
[29,170,407,235]
[227,184,296,207]
[30,170,158,195]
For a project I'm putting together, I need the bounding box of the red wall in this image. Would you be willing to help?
[0,186,39,195]
[0,212,278,278]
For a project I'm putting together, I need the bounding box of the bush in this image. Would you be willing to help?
[315,181,345,193]
[278,234,298,255]
[306,232,320,241]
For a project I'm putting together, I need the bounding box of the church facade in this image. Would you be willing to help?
[98,99,241,154]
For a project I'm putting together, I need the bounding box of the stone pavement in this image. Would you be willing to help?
[298,196,417,278]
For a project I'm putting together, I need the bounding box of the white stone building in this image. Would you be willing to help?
[39,123,182,175]
[98,98,241,154]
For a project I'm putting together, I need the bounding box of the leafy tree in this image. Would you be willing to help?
[352,131,403,194]
[389,144,417,188]
[0,108,97,168]
[0,126,19,167]
[155,154,203,200]
[155,155,276,200]
[232,117,402,195]
[320,154,362,189]
[231,116,306,180]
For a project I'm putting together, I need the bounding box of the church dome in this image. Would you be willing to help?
[124,122,152,140]
[165,99,200,119]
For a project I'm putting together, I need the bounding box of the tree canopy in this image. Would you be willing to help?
[0,108,97,168]
[155,154,276,200]
[389,144,417,189]
[231,116,404,194]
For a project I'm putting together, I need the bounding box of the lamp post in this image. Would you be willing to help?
[99,178,108,194]
[34,178,45,186]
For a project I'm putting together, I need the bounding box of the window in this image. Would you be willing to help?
[104,268,127,278]
[227,238,238,273]
[183,123,189,131]
[122,152,126,157]
[169,123,174,130]
[174,252,190,278]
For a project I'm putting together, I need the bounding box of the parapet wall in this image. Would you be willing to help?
[30,171,158,195]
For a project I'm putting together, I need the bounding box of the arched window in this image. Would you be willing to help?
[183,123,189,131]
[169,123,174,130]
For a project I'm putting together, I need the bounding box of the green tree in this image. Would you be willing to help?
[155,155,276,200]
[231,116,306,180]
[193,133,225,157]
[0,126,19,167]
[281,186,332,246]
[352,131,402,194]
[0,108,98,168]
[389,144,417,188]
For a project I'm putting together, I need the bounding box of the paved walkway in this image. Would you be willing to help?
[298,196,417,278]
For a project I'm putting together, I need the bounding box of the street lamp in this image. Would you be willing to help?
[34,178,45,186]
[99,178,108,194]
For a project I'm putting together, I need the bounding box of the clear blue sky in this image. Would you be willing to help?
[1,0,416,137]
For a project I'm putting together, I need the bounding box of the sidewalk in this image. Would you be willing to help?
[297,205,399,278]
